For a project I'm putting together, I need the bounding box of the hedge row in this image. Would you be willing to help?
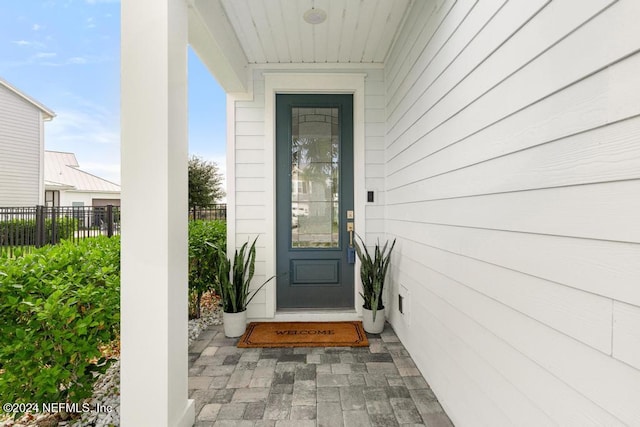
[0,217,79,246]
[0,236,120,404]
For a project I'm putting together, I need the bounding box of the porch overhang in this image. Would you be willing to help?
[187,0,249,93]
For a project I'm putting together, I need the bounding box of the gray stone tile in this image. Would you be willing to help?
[317,386,340,402]
[232,387,270,403]
[386,375,405,387]
[295,364,316,381]
[223,353,242,365]
[243,402,266,420]
[317,373,350,387]
[249,376,273,388]
[216,403,247,420]
[239,350,261,362]
[399,366,422,377]
[292,388,316,406]
[275,420,316,427]
[363,388,388,402]
[191,389,219,416]
[195,356,223,367]
[198,403,221,421]
[264,392,293,420]
[290,404,317,420]
[317,401,344,427]
[189,365,206,376]
[370,413,400,427]
[257,358,278,368]
[211,388,235,403]
[393,356,417,369]
[270,383,294,394]
[403,376,429,390]
[359,353,394,363]
[253,366,276,378]
[422,412,454,427]
[339,385,366,411]
[350,363,368,373]
[203,365,235,377]
[339,353,356,363]
[365,399,394,415]
[306,354,321,364]
[390,398,422,424]
[215,346,242,357]
[210,376,230,389]
[348,373,366,386]
[386,385,411,399]
[189,376,214,390]
[363,373,388,387]
[320,354,341,364]
[366,362,398,375]
[278,353,307,363]
[188,324,452,427]
[212,421,255,427]
[315,364,332,374]
[273,371,295,385]
[226,368,253,388]
[332,363,353,374]
[293,379,316,391]
[191,339,212,354]
[343,409,372,427]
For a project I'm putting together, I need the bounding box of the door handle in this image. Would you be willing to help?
[346,222,356,264]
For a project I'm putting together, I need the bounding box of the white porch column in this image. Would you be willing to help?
[121,0,194,426]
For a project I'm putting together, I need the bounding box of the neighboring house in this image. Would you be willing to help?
[44,150,121,207]
[0,78,55,207]
[120,1,640,426]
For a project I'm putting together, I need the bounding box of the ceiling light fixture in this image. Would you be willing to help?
[303,7,327,24]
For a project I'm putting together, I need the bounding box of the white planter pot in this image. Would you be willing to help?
[362,307,385,334]
[223,310,247,338]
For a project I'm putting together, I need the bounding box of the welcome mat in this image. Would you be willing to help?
[237,321,369,348]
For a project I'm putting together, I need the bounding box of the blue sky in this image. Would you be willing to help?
[0,0,227,185]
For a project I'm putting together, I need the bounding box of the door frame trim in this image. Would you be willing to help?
[264,72,367,318]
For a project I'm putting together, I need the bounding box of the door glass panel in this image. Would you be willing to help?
[291,107,339,248]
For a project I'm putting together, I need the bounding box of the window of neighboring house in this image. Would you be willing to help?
[72,202,84,207]
[45,190,60,207]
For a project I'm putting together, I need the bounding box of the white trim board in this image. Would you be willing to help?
[263,72,367,319]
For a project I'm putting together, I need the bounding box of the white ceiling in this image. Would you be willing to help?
[219,0,413,64]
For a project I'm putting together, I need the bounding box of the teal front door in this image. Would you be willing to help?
[276,94,354,309]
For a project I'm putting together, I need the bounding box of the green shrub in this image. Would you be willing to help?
[0,217,79,247]
[0,236,120,404]
[188,220,226,318]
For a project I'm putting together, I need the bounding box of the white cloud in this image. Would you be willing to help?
[86,17,96,29]
[12,40,31,46]
[68,56,88,64]
[34,52,57,59]
[32,24,43,31]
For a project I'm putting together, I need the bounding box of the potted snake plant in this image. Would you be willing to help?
[208,236,275,337]
[354,235,396,334]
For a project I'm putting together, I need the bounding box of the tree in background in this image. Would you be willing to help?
[188,155,225,215]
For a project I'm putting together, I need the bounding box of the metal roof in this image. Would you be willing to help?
[44,151,120,193]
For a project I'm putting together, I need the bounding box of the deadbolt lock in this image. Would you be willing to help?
[346,222,354,232]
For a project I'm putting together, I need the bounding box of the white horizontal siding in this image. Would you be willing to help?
[0,85,42,207]
[384,0,640,425]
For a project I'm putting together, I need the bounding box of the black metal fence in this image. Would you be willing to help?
[1,204,227,257]
[0,205,121,257]
[189,204,227,221]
